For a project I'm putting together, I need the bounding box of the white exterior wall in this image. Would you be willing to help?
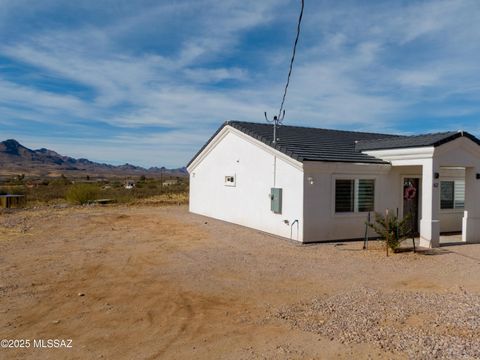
[188,127,304,241]
[438,167,465,233]
[303,162,400,242]
[302,162,464,242]
[434,137,480,243]
[189,127,472,244]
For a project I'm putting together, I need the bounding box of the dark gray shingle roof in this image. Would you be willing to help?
[187,121,480,167]
[355,131,480,151]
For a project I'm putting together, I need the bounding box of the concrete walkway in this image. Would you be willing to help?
[397,234,464,250]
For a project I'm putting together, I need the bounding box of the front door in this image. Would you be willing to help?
[403,178,420,235]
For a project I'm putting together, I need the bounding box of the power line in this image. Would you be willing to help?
[277,0,304,119]
[265,0,304,145]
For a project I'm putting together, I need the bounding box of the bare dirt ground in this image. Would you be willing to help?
[1,205,480,359]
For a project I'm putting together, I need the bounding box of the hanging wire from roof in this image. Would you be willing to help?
[265,0,305,144]
[278,0,304,120]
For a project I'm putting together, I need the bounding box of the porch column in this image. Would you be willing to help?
[419,159,440,248]
[462,166,480,243]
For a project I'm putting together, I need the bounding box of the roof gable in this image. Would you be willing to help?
[188,121,396,167]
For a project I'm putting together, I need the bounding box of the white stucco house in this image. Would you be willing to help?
[187,121,480,248]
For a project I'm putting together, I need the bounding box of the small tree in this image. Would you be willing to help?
[367,211,411,253]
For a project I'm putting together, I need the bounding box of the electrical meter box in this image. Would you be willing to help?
[270,188,282,214]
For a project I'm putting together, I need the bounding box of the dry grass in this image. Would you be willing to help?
[133,192,189,205]
[0,176,189,206]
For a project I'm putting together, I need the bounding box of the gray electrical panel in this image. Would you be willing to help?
[270,188,282,214]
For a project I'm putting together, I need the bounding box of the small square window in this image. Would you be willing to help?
[224,175,236,187]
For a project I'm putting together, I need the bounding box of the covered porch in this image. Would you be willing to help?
[362,133,480,248]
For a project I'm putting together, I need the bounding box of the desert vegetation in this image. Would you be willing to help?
[367,211,412,253]
[0,174,189,206]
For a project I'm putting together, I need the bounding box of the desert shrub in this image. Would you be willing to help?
[25,183,69,204]
[367,211,411,252]
[8,176,188,205]
[134,192,189,205]
[50,175,71,186]
[110,180,122,188]
[66,184,99,205]
[0,186,25,195]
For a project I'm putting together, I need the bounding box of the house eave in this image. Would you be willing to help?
[363,146,435,165]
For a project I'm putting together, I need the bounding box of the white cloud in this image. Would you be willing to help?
[1,0,480,166]
[396,70,440,88]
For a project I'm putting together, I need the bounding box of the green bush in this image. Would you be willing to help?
[66,184,99,205]
[367,211,411,252]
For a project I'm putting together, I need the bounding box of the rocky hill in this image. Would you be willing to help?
[0,139,187,178]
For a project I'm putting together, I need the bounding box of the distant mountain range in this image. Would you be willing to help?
[0,139,187,178]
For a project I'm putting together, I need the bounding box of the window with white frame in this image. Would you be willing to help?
[335,179,375,213]
[440,180,465,209]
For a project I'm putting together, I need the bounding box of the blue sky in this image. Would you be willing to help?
[1,0,480,167]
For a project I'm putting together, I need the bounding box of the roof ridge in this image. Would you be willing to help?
[399,130,458,138]
[226,120,398,138]
[355,130,461,144]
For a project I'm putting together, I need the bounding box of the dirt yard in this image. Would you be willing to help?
[1,205,480,359]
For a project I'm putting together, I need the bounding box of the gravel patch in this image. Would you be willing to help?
[275,288,480,359]
[0,215,31,233]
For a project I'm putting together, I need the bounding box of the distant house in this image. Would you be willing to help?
[124,180,136,189]
[162,179,178,187]
[187,121,480,248]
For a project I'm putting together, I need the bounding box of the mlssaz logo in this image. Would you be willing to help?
[34,339,73,348]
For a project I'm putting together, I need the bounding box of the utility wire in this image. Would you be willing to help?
[277,0,304,119]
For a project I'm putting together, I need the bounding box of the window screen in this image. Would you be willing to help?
[454,180,465,209]
[335,179,354,213]
[357,179,375,212]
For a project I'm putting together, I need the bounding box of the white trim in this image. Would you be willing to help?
[303,160,391,172]
[363,137,480,166]
[187,125,303,173]
[363,147,435,164]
